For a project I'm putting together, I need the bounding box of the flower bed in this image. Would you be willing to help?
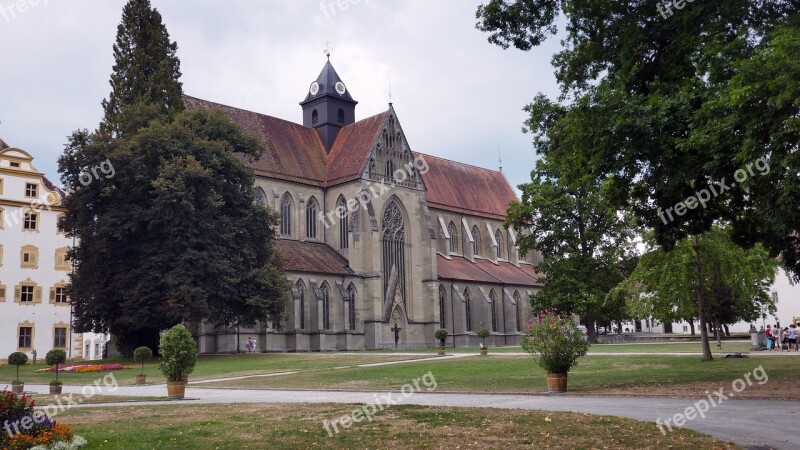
[1,390,87,449]
[35,364,133,374]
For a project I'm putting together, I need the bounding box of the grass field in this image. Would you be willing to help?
[0,353,426,387]
[198,354,799,397]
[56,403,739,449]
[372,340,754,354]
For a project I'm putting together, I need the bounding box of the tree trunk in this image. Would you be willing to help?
[693,235,713,361]
[715,318,723,353]
[689,319,695,336]
[723,324,730,337]
[585,315,598,344]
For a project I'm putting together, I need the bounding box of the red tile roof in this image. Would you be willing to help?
[437,255,543,287]
[274,239,353,276]
[184,95,329,186]
[325,111,387,186]
[416,153,517,220]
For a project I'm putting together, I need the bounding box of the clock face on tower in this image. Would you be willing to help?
[309,82,320,96]
[335,81,346,95]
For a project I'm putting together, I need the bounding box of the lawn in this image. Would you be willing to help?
[56,403,739,449]
[198,354,800,398]
[371,340,754,354]
[0,353,427,387]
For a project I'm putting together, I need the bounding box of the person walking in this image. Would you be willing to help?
[766,325,774,350]
[788,325,798,352]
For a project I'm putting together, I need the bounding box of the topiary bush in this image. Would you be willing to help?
[133,346,153,376]
[158,324,198,382]
[477,328,491,348]
[45,350,67,383]
[434,329,448,349]
[8,352,28,383]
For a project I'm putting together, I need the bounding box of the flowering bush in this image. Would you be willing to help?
[0,390,86,449]
[521,310,590,374]
[35,364,132,374]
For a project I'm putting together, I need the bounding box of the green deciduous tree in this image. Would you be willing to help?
[476,0,798,359]
[59,0,287,355]
[504,159,636,343]
[614,226,777,343]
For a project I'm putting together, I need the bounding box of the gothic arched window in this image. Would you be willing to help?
[464,287,472,332]
[338,196,348,249]
[495,229,504,259]
[382,199,406,305]
[255,188,267,207]
[438,285,447,329]
[471,225,481,256]
[513,291,522,332]
[385,160,395,178]
[347,284,356,331]
[306,197,318,239]
[295,280,305,330]
[280,193,293,237]
[321,282,330,330]
[447,222,458,254]
[489,289,498,332]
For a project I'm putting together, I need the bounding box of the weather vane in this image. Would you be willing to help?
[323,41,333,60]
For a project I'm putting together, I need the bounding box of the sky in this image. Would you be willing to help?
[0,0,563,192]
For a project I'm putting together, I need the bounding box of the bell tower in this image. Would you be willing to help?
[300,57,358,153]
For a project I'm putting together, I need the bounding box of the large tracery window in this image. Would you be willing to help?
[338,196,348,249]
[447,222,458,254]
[382,199,406,305]
[280,193,292,237]
[306,197,318,239]
[438,285,447,329]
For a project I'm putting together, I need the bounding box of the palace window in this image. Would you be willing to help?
[338,197,348,249]
[20,245,38,269]
[18,326,32,349]
[25,183,38,198]
[382,199,406,304]
[280,194,292,236]
[54,327,68,348]
[20,286,34,303]
[438,285,447,329]
[306,197,318,239]
[10,162,20,168]
[447,222,458,254]
[55,287,68,304]
[464,288,472,332]
[471,225,481,256]
[23,212,38,231]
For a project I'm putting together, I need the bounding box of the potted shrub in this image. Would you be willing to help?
[521,310,589,393]
[133,346,153,385]
[8,352,28,393]
[477,328,491,356]
[434,329,448,356]
[45,349,67,394]
[159,324,198,399]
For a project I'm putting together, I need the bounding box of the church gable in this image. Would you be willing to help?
[362,108,424,191]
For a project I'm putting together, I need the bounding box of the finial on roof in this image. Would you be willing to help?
[323,40,332,61]
[498,143,503,172]
[388,71,393,106]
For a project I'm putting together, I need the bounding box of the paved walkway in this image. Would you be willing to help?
[25,383,800,449]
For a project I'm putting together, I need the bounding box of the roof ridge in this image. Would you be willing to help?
[184,94,314,130]
[414,151,505,175]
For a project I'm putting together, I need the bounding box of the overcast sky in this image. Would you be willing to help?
[0,0,563,193]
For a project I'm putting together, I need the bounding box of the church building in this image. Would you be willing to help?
[186,60,543,351]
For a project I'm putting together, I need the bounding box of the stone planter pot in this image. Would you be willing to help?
[437,348,445,356]
[546,373,568,393]
[480,348,488,356]
[167,380,187,400]
[11,382,24,394]
[135,374,147,385]
[49,383,63,395]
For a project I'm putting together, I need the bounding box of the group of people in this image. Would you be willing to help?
[766,324,799,351]
[246,337,258,353]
